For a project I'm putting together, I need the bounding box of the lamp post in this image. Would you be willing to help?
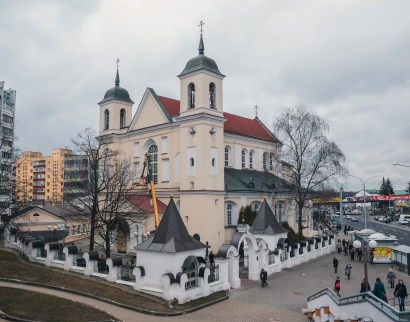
[339,186,343,226]
[353,239,377,294]
[348,175,382,230]
[393,163,410,211]
[53,225,57,242]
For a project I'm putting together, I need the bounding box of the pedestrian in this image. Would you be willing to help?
[348,243,353,251]
[373,277,386,301]
[334,277,341,297]
[345,262,352,280]
[370,251,375,266]
[344,245,348,256]
[360,279,371,299]
[386,268,396,288]
[336,241,342,254]
[209,251,215,267]
[357,249,362,262]
[350,248,355,261]
[260,268,268,287]
[333,256,339,273]
[394,279,408,312]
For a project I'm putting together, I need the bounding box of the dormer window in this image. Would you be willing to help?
[104,109,109,130]
[209,83,216,109]
[120,109,126,128]
[188,83,195,109]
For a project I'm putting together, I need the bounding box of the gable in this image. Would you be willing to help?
[129,88,172,132]
[11,207,66,224]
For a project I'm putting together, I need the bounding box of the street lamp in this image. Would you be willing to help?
[339,185,344,226]
[353,239,377,295]
[348,175,382,229]
[53,225,57,242]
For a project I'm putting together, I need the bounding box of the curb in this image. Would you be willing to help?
[0,278,229,317]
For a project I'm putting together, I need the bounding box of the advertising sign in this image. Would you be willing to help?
[373,246,392,263]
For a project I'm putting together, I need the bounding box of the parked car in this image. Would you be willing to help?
[398,219,409,225]
[346,215,352,219]
[374,216,380,221]
[351,217,359,222]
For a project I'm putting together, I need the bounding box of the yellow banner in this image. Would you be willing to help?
[313,198,341,204]
[373,246,392,262]
[396,202,407,207]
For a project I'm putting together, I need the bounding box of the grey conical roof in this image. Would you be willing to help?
[135,198,206,253]
[99,70,134,105]
[249,199,288,235]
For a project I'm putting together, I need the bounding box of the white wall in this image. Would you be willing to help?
[162,158,170,182]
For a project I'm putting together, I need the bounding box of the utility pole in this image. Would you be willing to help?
[339,186,343,226]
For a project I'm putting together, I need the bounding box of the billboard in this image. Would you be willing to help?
[373,246,392,264]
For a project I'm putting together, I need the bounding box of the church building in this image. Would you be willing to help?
[97,32,312,252]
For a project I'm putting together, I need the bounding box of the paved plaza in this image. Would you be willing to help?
[1,251,408,321]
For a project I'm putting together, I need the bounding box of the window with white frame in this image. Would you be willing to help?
[275,201,286,222]
[185,259,198,289]
[77,225,81,235]
[268,252,275,265]
[120,109,126,128]
[263,152,269,171]
[227,204,232,226]
[249,151,254,169]
[241,150,246,168]
[254,203,259,212]
[148,144,158,183]
[72,225,76,236]
[225,147,229,166]
[104,109,109,130]
[270,153,274,171]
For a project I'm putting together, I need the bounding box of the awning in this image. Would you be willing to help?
[322,235,328,240]
[314,237,322,242]
[182,255,198,269]
[31,240,44,248]
[67,245,78,254]
[48,242,63,250]
[307,238,315,244]
[111,257,123,266]
[277,238,289,247]
[87,251,99,260]
[299,240,307,246]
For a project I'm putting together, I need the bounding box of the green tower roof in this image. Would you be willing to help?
[99,70,134,104]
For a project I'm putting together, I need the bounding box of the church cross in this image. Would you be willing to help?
[198,20,205,35]
[254,105,259,117]
[116,58,120,70]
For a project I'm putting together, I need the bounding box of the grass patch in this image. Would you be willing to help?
[0,287,115,322]
[0,250,227,313]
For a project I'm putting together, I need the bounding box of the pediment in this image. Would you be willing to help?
[129,88,173,131]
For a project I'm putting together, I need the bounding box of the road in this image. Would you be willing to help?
[338,212,410,246]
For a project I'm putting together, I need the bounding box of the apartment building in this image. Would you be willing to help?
[15,149,72,204]
[0,81,16,215]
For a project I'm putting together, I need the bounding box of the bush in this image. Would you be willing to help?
[279,221,305,245]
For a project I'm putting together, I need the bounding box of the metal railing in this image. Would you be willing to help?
[307,288,410,321]
[53,250,65,261]
[117,263,136,282]
[208,264,219,283]
[73,252,85,267]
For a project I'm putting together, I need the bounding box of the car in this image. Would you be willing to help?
[398,219,409,225]
[374,216,380,221]
[346,215,352,219]
[351,217,359,222]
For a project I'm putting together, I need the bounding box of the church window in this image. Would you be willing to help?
[120,109,126,128]
[227,204,232,225]
[83,223,86,233]
[275,201,286,222]
[263,152,269,171]
[249,151,254,169]
[254,203,259,212]
[148,144,158,184]
[104,110,109,130]
[188,83,195,109]
[77,225,81,235]
[190,181,194,188]
[209,83,216,109]
[184,259,198,289]
[225,148,229,166]
[212,158,215,167]
[241,150,246,168]
[189,157,194,166]
[72,225,76,236]
[270,153,274,171]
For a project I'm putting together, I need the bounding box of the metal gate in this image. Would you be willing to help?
[117,264,135,282]
[239,255,249,279]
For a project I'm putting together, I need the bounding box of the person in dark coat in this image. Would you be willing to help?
[373,277,386,301]
[344,245,348,256]
[394,279,408,311]
[345,262,352,280]
[209,251,215,267]
[260,268,268,287]
[333,257,339,273]
[360,279,371,299]
[386,268,396,288]
[350,248,355,261]
[334,277,341,297]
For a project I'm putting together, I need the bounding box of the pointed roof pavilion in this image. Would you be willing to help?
[135,197,206,253]
[249,199,288,235]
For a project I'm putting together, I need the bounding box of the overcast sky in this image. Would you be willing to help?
[2,1,410,192]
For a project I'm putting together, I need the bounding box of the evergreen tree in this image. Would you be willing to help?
[237,206,258,226]
[379,177,394,195]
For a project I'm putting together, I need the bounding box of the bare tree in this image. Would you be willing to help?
[65,128,150,255]
[272,105,348,235]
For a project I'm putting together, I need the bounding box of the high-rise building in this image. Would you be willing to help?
[0,81,16,215]
[15,149,72,205]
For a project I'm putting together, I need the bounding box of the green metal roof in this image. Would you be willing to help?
[99,70,134,104]
[178,35,224,78]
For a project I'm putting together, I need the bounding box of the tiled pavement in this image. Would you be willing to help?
[1,251,408,321]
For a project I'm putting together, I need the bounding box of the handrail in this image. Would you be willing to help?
[307,288,410,321]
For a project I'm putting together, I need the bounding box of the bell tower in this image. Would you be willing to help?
[176,25,227,251]
[98,59,134,135]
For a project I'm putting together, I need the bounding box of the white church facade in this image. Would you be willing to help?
[97,33,313,252]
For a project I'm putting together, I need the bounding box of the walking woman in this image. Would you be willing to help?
[386,268,396,288]
[334,277,341,297]
[373,277,386,301]
[360,279,371,299]
[394,279,408,312]
[345,262,352,280]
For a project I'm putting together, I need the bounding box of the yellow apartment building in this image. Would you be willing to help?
[15,149,72,204]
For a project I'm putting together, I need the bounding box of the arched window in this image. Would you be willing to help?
[249,150,254,169]
[270,153,274,171]
[227,204,232,226]
[120,109,126,128]
[185,259,199,289]
[225,145,232,167]
[212,158,215,167]
[83,223,86,233]
[263,152,269,171]
[275,201,286,222]
[104,109,109,130]
[209,83,216,109]
[190,181,194,189]
[242,150,246,168]
[77,225,81,235]
[254,203,259,212]
[188,83,195,109]
[190,158,195,166]
[148,144,158,183]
